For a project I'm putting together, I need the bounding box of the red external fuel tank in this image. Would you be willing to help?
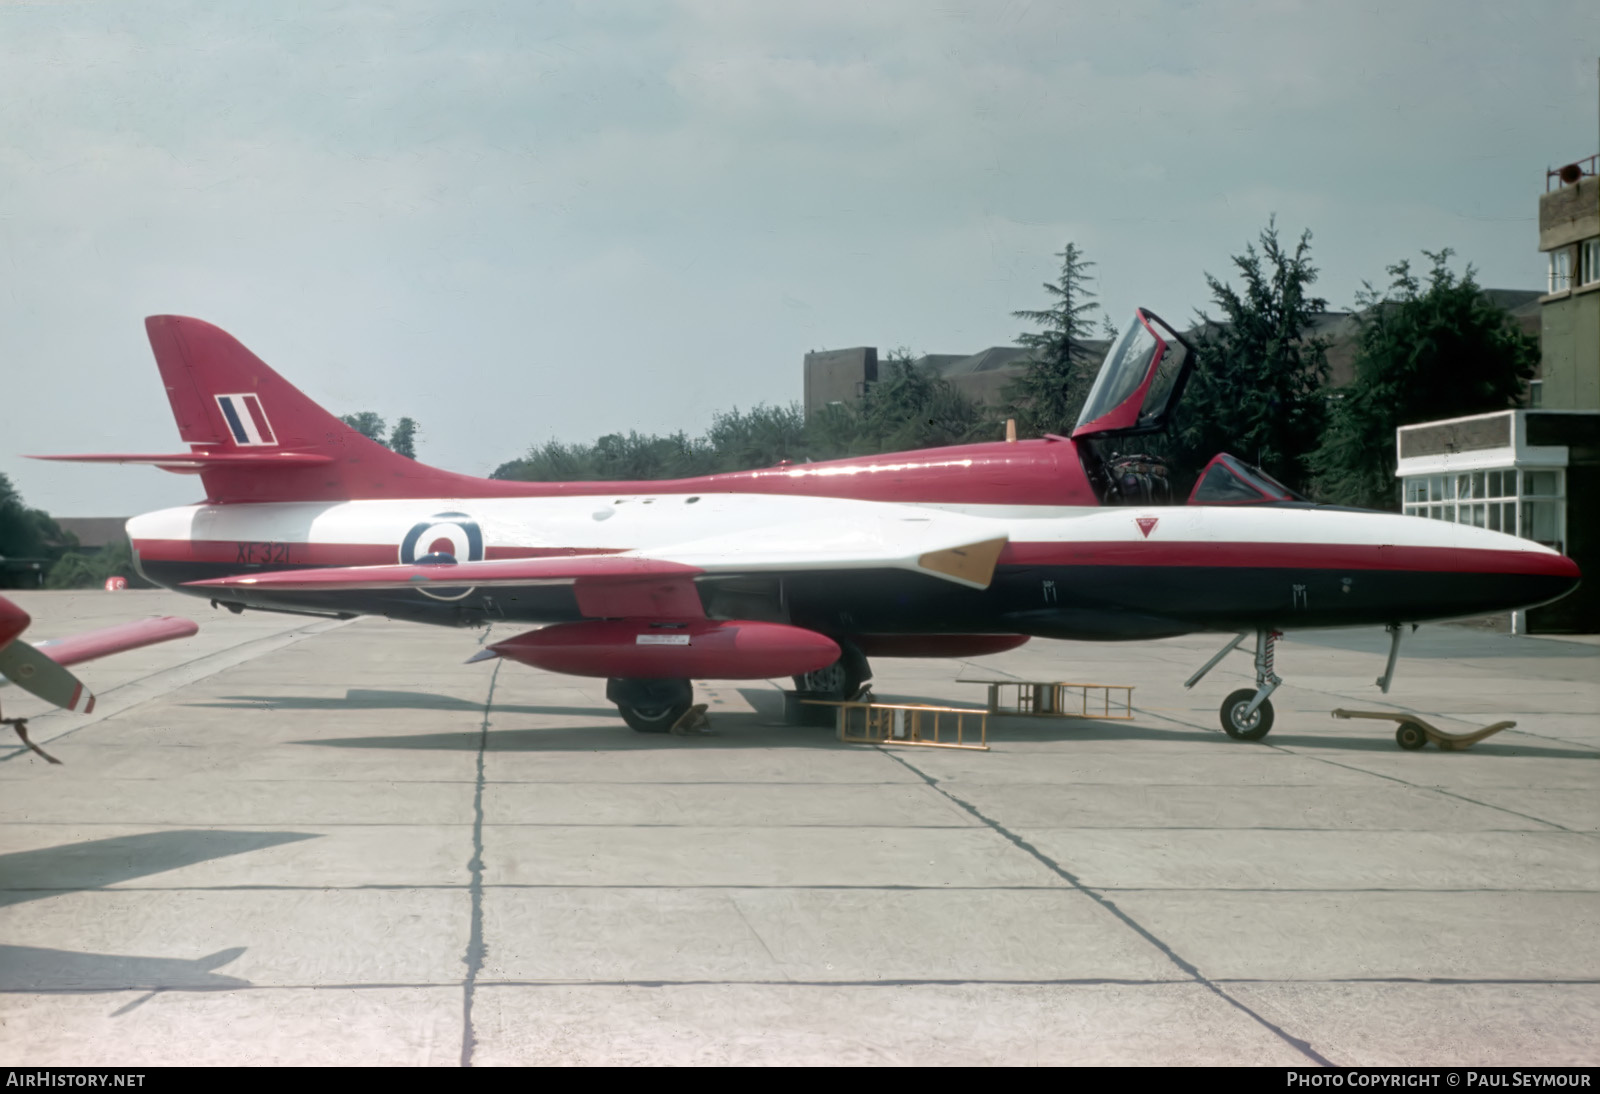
[488,620,841,680]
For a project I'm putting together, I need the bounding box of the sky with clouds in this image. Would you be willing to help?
[3,0,1597,514]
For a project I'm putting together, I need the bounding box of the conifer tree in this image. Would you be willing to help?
[1003,243,1103,436]
[1169,220,1330,494]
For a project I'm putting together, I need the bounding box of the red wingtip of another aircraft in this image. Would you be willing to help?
[0,595,31,650]
[30,616,200,668]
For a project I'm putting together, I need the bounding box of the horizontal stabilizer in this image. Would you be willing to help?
[32,451,332,474]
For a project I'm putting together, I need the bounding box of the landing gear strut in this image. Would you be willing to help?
[1187,628,1282,742]
[606,677,693,734]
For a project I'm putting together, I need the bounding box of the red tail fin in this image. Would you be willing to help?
[143,316,483,503]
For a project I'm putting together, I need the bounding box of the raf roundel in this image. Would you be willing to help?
[400,512,485,601]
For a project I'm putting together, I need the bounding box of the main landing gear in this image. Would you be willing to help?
[606,677,693,734]
[1186,628,1283,741]
[792,641,871,702]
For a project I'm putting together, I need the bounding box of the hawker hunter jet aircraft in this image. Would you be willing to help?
[0,594,197,760]
[36,310,1580,737]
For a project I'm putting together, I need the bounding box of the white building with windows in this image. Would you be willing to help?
[1396,409,1595,632]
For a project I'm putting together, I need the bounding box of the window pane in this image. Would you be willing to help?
[1456,474,1472,500]
[1521,501,1561,549]
[1441,504,1455,522]
[1488,505,1501,531]
[1523,471,1560,497]
[1551,249,1573,292]
[1470,471,1485,498]
[1487,470,1502,497]
[1404,478,1424,503]
[1429,476,1444,502]
[1471,504,1485,527]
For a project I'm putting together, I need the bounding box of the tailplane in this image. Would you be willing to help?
[37,316,486,503]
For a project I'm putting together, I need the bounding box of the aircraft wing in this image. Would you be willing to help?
[184,512,1010,608]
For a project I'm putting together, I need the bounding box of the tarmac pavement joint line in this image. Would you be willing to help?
[876,746,1339,1068]
[459,657,500,1068]
[0,615,356,764]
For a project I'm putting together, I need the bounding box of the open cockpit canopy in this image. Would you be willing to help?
[1071,308,1195,440]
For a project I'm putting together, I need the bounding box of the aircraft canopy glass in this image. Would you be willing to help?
[1071,309,1192,439]
[1187,452,1302,505]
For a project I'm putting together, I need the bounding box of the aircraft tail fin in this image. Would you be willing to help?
[131,316,478,503]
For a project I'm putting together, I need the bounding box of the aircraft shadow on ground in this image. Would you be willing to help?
[0,831,318,1003]
[0,830,318,909]
[194,685,1592,758]
[987,712,1599,758]
[192,689,604,718]
[292,685,970,752]
[1252,732,1600,759]
[296,721,845,753]
[0,944,249,994]
[870,691,1600,759]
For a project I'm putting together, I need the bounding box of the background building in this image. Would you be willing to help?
[1396,144,1600,633]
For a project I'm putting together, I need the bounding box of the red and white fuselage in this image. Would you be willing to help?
[37,313,1582,692]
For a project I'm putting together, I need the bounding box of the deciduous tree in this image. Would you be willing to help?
[1309,251,1538,510]
[389,417,420,459]
[340,412,388,447]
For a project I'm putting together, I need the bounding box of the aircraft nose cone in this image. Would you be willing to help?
[1461,537,1582,614]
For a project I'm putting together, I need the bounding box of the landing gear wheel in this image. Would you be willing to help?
[1220,688,1275,741]
[1395,721,1428,751]
[606,678,694,734]
[792,640,870,700]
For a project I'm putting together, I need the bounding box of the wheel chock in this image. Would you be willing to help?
[1331,709,1516,751]
[670,704,713,736]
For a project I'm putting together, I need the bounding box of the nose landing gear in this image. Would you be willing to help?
[1187,628,1282,741]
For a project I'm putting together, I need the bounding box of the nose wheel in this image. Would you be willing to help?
[1188,628,1283,743]
[1220,688,1275,740]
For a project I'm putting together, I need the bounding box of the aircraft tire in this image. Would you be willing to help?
[792,640,870,700]
[608,678,694,734]
[1395,721,1428,750]
[1220,689,1274,741]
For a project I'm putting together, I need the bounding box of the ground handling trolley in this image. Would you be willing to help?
[1331,709,1516,751]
